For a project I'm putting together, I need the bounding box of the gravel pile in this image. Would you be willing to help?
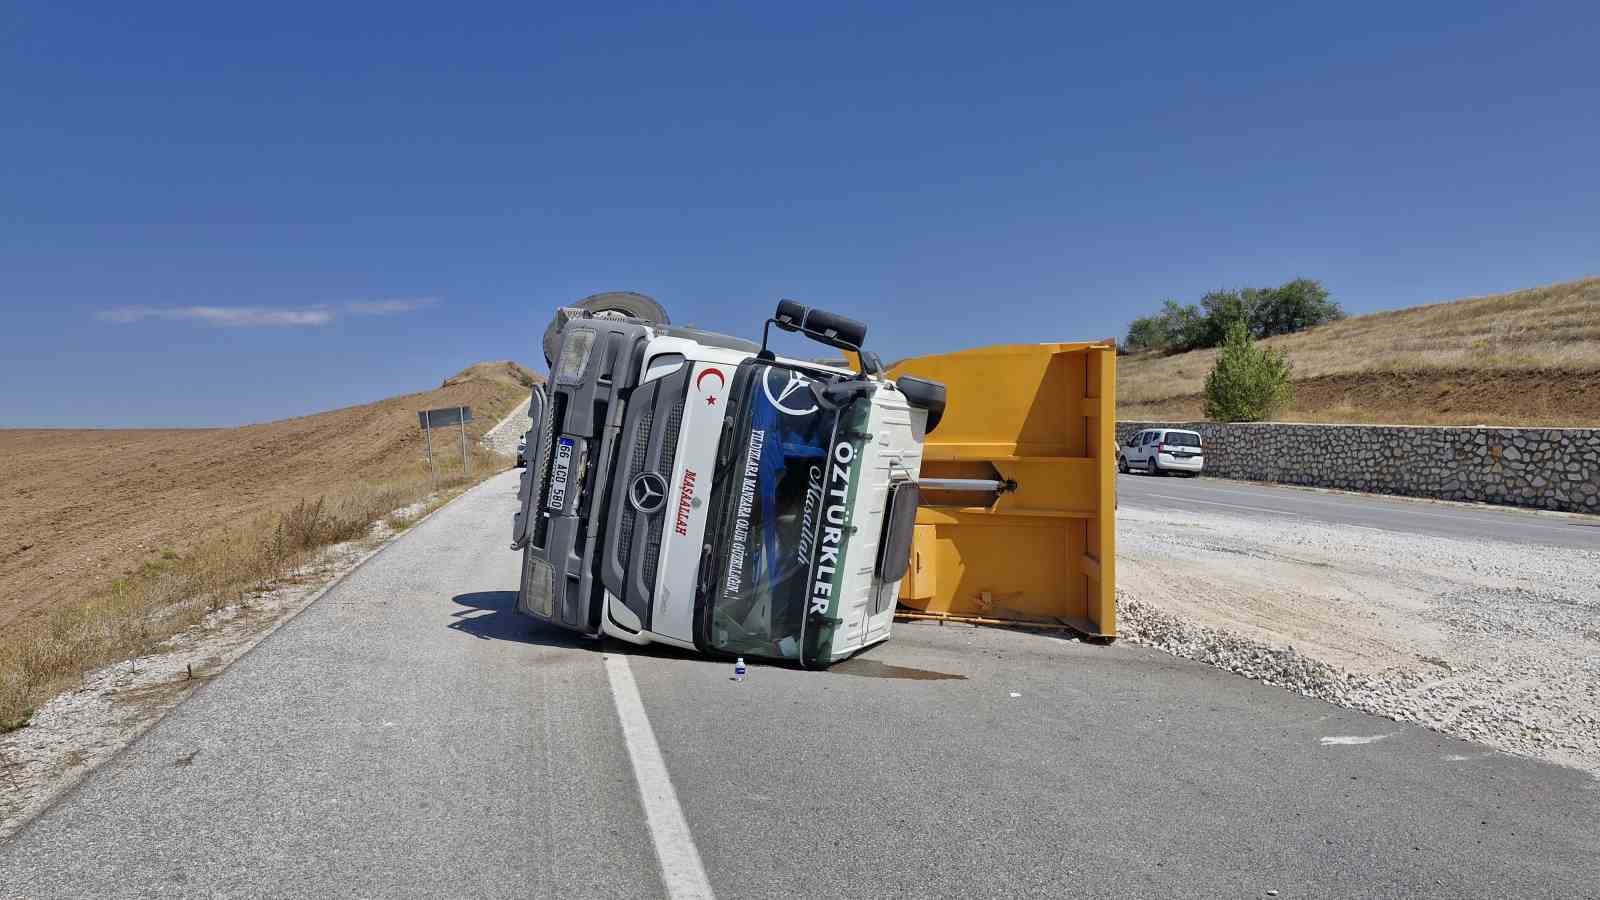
[1117,593,1437,715]
[1122,593,1600,770]
[1116,503,1600,776]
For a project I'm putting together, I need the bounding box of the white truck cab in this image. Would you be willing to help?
[511,296,943,668]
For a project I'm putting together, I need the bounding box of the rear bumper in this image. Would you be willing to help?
[1155,452,1204,472]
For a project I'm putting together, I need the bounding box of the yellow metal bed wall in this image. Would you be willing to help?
[886,342,1117,638]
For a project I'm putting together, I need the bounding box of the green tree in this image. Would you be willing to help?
[1161,299,1209,353]
[1249,278,1344,338]
[1203,321,1293,422]
[1123,311,1172,353]
[1123,299,1204,354]
[1197,290,1252,347]
[1122,278,1342,355]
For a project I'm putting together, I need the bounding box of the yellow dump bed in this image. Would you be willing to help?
[886,342,1117,637]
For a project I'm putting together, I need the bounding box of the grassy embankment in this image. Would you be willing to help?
[1118,277,1600,427]
[0,362,538,733]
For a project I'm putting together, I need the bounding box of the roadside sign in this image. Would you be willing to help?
[417,406,474,487]
[418,406,473,429]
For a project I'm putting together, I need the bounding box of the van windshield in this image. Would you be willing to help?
[706,364,839,661]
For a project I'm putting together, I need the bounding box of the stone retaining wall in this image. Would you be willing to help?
[1116,420,1600,513]
[481,396,533,457]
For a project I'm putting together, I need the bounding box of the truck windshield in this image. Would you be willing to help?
[706,363,839,661]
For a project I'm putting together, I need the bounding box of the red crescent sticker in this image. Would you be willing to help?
[696,367,725,407]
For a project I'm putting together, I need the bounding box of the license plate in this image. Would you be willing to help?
[546,438,575,510]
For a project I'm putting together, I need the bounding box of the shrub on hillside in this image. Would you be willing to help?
[1203,321,1293,421]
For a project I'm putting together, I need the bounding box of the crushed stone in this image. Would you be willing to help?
[1117,502,1600,775]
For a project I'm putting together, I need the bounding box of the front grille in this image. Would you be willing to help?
[616,405,655,566]
[603,363,692,628]
[643,539,661,588]
[642,396,683,589]
[657,398,684,471]
[631,407,655,476]
[612,391,683,593]
[615,503,636,570]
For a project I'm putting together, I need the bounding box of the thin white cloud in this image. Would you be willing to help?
[96,297,437,327]
[97,306,335,327]
[343,297,438,316]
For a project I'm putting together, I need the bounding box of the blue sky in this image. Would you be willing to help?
[3,1,1596,427]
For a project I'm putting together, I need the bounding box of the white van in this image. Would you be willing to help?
[1119,428,1204,476]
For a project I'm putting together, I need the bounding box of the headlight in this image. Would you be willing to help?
[555,329,597,384]
[522,556,557,618]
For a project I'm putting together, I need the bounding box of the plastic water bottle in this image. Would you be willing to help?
[733,657,747,682]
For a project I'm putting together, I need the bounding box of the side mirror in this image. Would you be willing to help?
[772,299,867,352]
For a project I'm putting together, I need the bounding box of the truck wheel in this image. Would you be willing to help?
[895,376,947,435]
[542,291,670,367]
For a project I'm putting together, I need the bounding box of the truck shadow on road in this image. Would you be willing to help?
[447,590,589,647]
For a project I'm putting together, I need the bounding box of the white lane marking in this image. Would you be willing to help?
[604,653,716,900]
[1320,734,1393,746]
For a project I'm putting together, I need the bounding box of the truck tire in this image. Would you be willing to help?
[895,376,947,435]
[543,291,670,367]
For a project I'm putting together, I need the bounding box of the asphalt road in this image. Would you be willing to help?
[1118,471,1600,550]
[3,471,1598,899]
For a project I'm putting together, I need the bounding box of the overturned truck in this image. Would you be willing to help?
[510,293,946,667]
[511,292,1119,667]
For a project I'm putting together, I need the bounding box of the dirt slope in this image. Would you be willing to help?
[1119,276,1600,426]
[0,362,540,627]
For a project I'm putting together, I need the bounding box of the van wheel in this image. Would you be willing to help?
[1146,458,1160,476]
[543,291,670,367]
[1117,455,1130,474]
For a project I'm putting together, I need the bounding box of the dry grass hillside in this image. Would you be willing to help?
[0,361,539,629]
[1119,277,1600,426]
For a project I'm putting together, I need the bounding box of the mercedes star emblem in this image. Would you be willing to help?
[628,472,668,514]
